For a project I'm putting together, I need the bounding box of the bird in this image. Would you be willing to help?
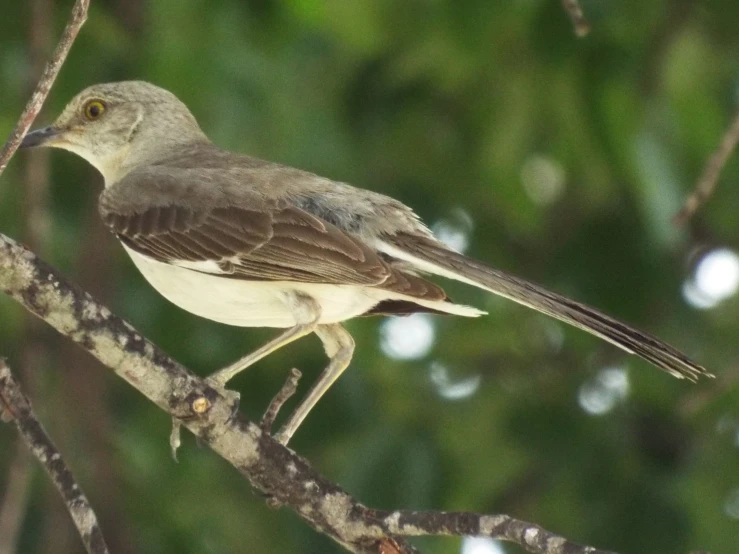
[20,81,711,443]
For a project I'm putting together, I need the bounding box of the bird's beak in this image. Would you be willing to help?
[20,126,63,148]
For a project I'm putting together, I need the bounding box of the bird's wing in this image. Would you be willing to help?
[376,232,711,381]
[101,199,398,285]
[98,172,446,300]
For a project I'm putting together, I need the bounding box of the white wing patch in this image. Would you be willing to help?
[172,259,227,274]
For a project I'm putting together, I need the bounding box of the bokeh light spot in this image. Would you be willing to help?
[429,362,482,401]
[461,536,506,554]
[723,488,739,519]
[433,208,474,253]
[578,366,630,416]
[683,248,739,309]
[380,314,436,360]
[521,154,566,206]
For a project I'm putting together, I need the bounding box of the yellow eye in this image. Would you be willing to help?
[83,100,106,120]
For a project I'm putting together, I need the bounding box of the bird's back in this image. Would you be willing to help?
[133,141,437,243]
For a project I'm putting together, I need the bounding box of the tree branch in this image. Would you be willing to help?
[0,360,110,554]
[0,0,90,177]
[673,109,739,225]
[261,367,301,432]
[561,0,591,37]
[0,233,619,554]
[364,509,616,554]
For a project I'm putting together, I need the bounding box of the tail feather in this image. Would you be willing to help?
[377,235,711,382]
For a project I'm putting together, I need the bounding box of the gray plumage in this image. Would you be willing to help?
[20,81,711,440]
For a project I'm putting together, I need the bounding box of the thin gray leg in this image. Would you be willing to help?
[207,293,321,387]
[275,323,355,444]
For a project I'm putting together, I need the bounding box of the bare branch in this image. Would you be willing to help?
[673,110,739,225]
[0,0,90,177]
[0,361,110,554]
[1,2,61,549]
[261,368,301,432]
[364,508,616,554]
[562,0,591,37]
[0,232,625,554]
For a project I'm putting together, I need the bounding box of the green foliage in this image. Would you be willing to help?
[0,1,737,553]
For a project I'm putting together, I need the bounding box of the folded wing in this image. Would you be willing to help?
[99,172,447,304]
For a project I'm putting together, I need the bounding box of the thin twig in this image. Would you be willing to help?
[261,368,302,432]
[673,110,739,225]
[0,1,59,549]
[0,361,110,554]
[0,0,90,177]
[170,417,182,461]
[562,0,591,37]
[0,0,89,549]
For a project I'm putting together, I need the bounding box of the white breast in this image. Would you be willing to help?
[122,246,390,328]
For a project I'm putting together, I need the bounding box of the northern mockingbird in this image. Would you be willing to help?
[21,81,710,442]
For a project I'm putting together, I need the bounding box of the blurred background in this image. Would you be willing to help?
[0,1,738,553]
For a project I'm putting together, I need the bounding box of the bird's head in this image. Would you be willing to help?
[21,81,208,183]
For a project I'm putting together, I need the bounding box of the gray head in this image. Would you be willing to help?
[21,81,209,183]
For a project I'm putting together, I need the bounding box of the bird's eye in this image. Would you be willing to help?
[83,100,106,120]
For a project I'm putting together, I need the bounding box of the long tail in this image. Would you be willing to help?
[378,234,711,382]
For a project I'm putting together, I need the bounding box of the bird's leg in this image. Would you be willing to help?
[166,294,321,461]
[207,293,321,388]
[274,323,355,445]
[207,324,316,387]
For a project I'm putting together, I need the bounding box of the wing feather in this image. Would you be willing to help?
[99,171,449,303]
